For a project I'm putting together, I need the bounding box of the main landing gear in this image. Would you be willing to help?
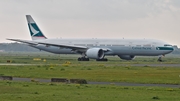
[77,53,108,61]
[96,58,108,61]
[157,55,164,62]
[78,57,89,61]
[78,57,108,61]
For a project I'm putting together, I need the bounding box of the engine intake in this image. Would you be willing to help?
[86,48,104,59]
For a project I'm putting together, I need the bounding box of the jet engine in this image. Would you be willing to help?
[118,55,135,60]
[86,48,104,59]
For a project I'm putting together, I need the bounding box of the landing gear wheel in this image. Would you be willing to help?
[78,57,82,61]
[78,57,89,61]
[157,57,162,62]
[85,58,89,61]
[96,58,108,61]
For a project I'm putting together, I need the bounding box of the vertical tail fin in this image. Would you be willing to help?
[26,15,47,40]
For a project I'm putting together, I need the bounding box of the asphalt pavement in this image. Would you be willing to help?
[11,77,180,88]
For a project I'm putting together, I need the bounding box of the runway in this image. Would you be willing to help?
[1,63,180,67]
[12,77,180,88]
[132,64,180,67]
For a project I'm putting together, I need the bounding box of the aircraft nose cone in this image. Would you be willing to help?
[167,47,174,53]
[157,46,174,54]
[157,47,174,51]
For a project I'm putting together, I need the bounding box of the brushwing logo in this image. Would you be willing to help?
[29,24,39,36]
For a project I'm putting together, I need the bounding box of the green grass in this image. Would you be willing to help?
[0,81,180,101]
[1,52,180,64]
[0,53,180,84]
[1,53,180,84]
[0,65,180,84]
[1,53,180,101]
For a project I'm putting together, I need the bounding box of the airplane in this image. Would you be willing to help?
[7,15,174,61]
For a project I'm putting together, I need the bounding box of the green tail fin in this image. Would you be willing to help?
[26,15,47,40]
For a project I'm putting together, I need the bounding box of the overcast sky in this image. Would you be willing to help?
[1,0,180,46]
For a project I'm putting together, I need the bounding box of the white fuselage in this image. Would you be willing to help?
[30,38,174,56]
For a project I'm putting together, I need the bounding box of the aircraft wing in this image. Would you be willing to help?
[38,42,111,52]
[7,38,38,45]
[38,42,88,50]
[7,38,111,52]
[7,38,87,50]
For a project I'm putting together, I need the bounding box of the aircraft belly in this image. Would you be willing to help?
[132,50,155,55]
[111,47,132,55]
[112,46,170,56]
[132,49,172,56]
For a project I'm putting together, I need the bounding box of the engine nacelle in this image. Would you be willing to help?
[118,55,135,60]
[86,48,104,59]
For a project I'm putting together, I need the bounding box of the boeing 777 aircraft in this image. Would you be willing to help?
[8,15,174,61]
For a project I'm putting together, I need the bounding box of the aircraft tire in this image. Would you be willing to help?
[96,58,108,61]
[157,57,162,62]
[78,57,82,61]
[85,58,90,61]
[78,57,89,61]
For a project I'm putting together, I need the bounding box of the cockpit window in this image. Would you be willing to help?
[164,44,172,46]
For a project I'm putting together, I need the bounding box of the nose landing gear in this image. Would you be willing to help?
[157,55,164,62]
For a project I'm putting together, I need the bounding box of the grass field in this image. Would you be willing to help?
[0,81,180,101]
[1,52,180,64]
[0,65,180,84]
[0,52,180,84]
[0,52,180,101]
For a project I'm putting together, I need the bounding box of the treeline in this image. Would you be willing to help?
[0,43,39,52]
